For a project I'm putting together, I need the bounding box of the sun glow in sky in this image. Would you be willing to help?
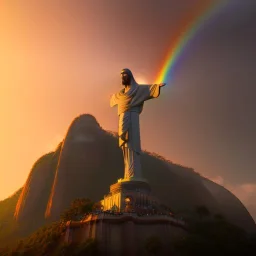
[136,76,148,85]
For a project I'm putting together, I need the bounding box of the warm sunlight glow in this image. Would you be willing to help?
[136,76,148,84]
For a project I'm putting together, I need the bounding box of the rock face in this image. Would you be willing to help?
[11,114,255,233]
[45,114,110,219]
[14,146,61,222]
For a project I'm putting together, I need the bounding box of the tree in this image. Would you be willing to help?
[60,198,94,221]
[92,201,103,211]
[174,218,251,256]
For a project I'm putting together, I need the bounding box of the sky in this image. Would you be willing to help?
[0,0,255,219]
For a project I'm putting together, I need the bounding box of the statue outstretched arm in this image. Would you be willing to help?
[148,83,166,99]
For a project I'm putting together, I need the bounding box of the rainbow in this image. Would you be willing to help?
[155,0,228,84]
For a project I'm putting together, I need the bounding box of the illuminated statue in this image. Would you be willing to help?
[110,69,166,180]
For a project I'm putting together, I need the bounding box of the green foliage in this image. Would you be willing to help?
[174,218,256,256]
[0,220,99,256]
[0,197,99,255]
[92,201,103,211]
[0,221,65,256]
[60,198,94,221]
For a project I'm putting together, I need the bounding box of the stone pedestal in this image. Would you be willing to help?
[65,213,187,255]
[65,176,188,254]
[101,178,158,212]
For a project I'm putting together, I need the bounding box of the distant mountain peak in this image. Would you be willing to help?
[71,114,100,129]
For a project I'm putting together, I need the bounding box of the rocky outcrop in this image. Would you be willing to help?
[45,114,109,219]
[14,145,61,222]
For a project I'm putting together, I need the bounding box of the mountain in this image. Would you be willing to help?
[201,178,255,232]
[15,151,60,222]
[0,189,22,243]
[45,114,109,219]
[44,114,222,221]
[1,113,255,244]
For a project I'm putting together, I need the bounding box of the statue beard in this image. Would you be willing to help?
[122,76,131,86]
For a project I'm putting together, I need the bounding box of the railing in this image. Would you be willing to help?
[78,212,186,227]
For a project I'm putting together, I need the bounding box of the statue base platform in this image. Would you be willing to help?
[101,177,159,212]
[65,212,187,255]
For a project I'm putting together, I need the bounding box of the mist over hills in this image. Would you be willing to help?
[0,114,255,244]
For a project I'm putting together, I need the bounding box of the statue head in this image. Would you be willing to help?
[121,68,136,86]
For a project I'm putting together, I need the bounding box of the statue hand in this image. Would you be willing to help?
[159,83,166,87]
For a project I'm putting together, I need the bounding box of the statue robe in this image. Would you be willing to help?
[110,83,162,179]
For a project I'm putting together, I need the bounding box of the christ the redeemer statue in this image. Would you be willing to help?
[110,68,166,180]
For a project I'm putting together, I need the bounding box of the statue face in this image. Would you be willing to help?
[121,72,131,86]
